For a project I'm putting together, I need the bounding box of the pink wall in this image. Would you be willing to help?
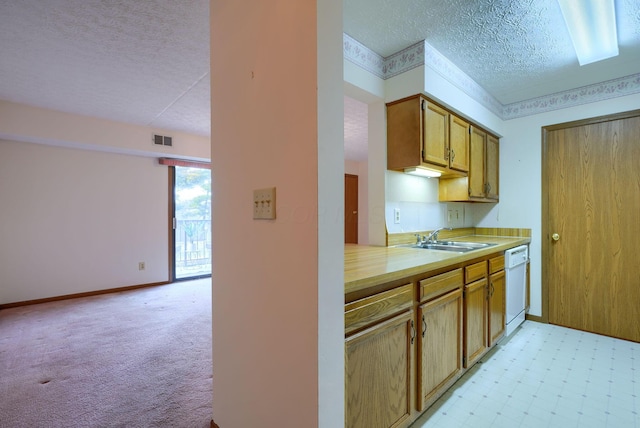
[0,100,209,160]
[0,139,168,303]
[210,1,343,426]
[0,100,210,304]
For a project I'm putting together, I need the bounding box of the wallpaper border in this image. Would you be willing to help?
[342,34,640,120]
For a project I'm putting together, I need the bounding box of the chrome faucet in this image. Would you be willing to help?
[426,227,452,243]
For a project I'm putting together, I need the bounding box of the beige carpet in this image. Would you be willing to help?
[0,279,212,427]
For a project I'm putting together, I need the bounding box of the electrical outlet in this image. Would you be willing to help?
[138,262,145,271]
[394,208,401,224]
[253,187,276,220]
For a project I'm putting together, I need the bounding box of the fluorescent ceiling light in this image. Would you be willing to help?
[403,167,441,178]
[557,0,619,65]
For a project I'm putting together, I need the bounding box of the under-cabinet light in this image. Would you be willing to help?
[557,0,618,65]
[403,167,441,178]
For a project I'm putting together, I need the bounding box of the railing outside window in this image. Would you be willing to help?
[175,219,211,278]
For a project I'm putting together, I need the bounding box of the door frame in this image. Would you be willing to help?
[159,158,212,282]
[541,108,640,324]
[168,166,176,281]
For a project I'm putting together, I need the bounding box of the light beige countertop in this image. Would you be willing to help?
[345,235,530,297]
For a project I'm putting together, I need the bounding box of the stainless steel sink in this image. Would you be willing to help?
[434,241,496,249]
[401,241,497,253]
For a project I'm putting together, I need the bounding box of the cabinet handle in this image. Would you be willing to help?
[410,319,416,345]
[422,314,427,338]
[450,148,455,161]
[444,147,449,160]
[487,183,491,193]
[490,282,495,297]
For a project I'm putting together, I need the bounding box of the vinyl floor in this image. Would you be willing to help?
[411,320,639,428]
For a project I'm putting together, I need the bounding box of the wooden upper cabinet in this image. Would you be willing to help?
[387,95,469,177]
[448,114,470,173]
[468,127,486,198]
[422,101,449,167]
[485,134,499,200]
[386,93,498,202]
[439,126,500,203]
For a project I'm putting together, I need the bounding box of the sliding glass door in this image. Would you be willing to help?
[174,166,211,280]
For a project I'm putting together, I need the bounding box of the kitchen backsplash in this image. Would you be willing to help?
[385,170,474,233]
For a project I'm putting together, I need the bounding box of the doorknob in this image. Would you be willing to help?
[552,233,560,241]
[352,211,357,214]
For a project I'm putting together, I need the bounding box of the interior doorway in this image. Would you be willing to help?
[173,166,212,280]
[345,174,358,244]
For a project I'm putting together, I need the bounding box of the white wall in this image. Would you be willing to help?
[0,102,209,305]
[344,64,387,246]
[210,0,343,426]
[476,92,640,317]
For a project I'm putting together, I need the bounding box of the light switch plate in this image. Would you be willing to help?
[253,187,276,220]
[446,203,464,228]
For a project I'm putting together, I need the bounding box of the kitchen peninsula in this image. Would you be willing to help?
[344,227,530,428]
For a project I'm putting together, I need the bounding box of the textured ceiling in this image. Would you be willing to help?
[0,0,210,136]
[1,1,639,161]
[344,0,640,105]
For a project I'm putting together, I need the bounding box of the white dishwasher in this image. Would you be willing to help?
[505,245,528,337]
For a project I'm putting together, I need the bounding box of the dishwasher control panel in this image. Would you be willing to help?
[505,245,528,268]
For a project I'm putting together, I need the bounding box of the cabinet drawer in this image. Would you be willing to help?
[489,255,505,274]
[465,261,487,284]
[345,283,414,335]
[419,268,463,302]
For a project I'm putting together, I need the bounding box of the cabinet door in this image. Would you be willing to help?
[485,134,499,200]
[464,278,487,367]
[422,101,449,168]
[345,310,415,428]
[418,289,463,411]
[468,127,486,198]
[489,269,506,346]
[448,114,470,173]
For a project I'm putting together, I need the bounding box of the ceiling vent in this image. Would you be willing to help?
[153,134,173,147]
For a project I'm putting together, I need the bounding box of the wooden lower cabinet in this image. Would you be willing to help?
[345,252,509,427]
[418,288,463,410]
[345,284,415,428]
[488,256,506,346]
[345,310,415,428]
[463,277,488,367]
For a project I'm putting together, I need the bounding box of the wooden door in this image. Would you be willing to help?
[345,174,358,244]
[418,289,463,411]
[422,101,449,167]
[544,111,640,342]
[345,310,415,428]
[448,114,470,173]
